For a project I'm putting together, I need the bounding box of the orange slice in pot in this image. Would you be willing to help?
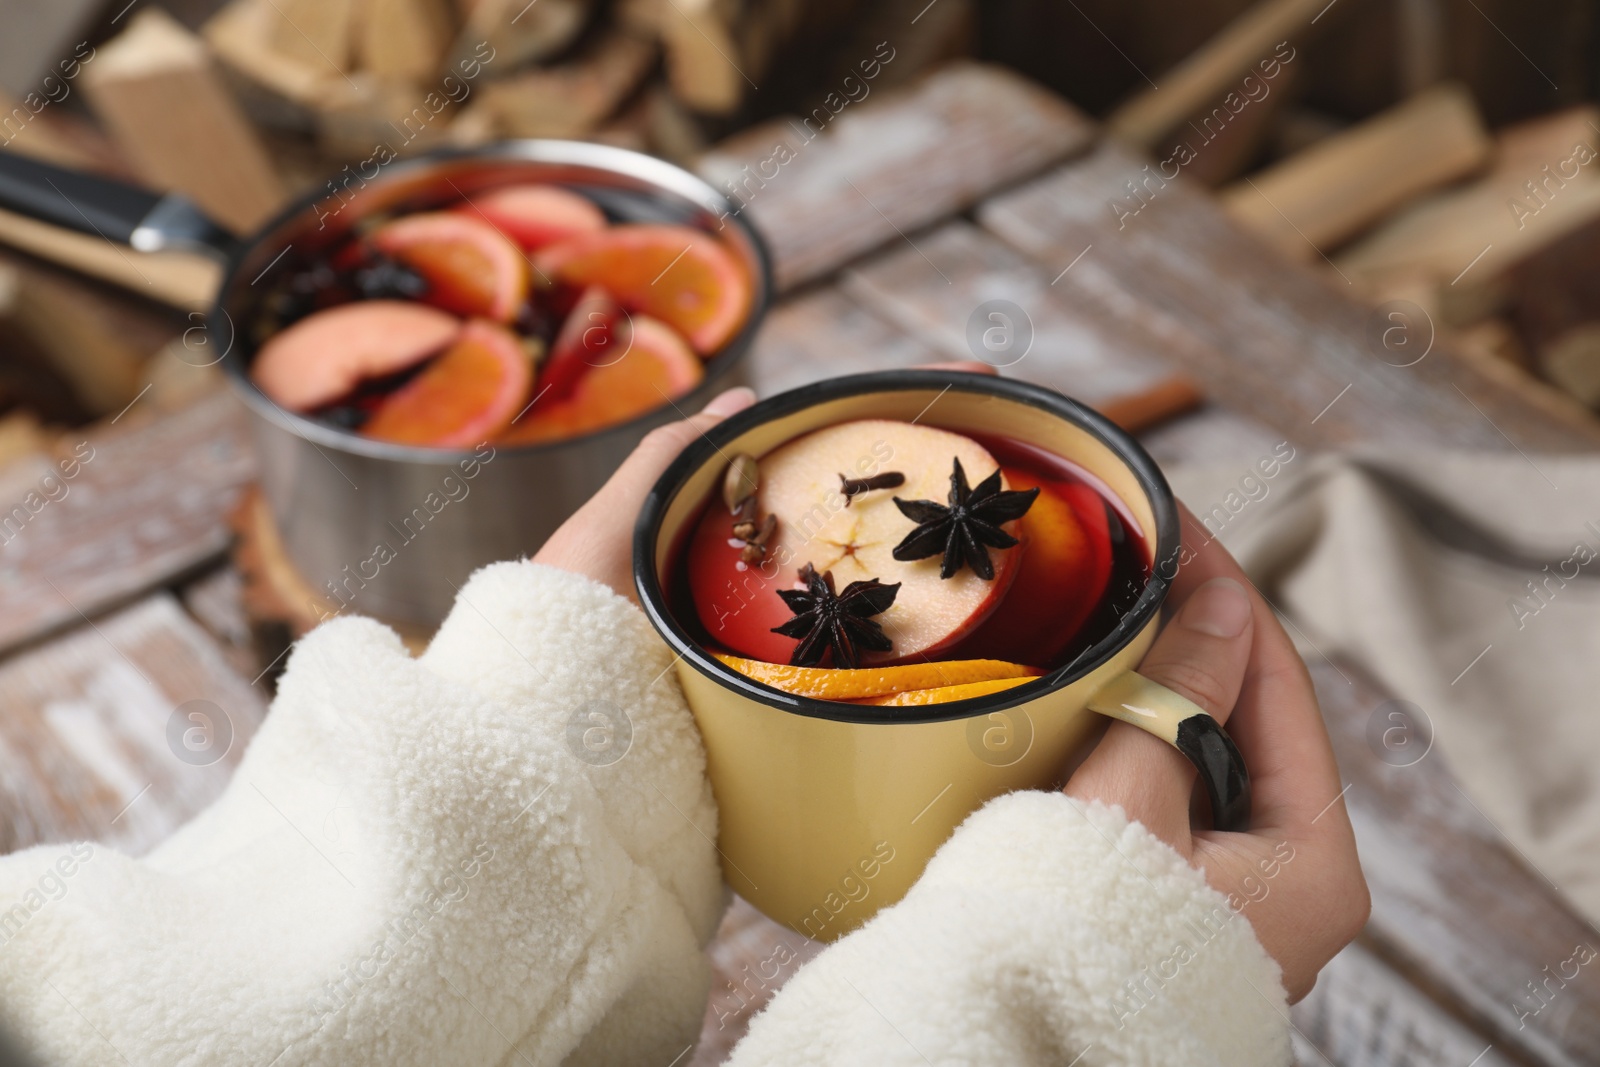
[371,212,529,323]
[500,314,702,444]
[534,224,750,354]
[361,320,531,447]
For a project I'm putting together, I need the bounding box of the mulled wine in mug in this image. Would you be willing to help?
[635,371,1247,940]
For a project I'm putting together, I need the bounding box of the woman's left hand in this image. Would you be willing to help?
[531,386,758,600]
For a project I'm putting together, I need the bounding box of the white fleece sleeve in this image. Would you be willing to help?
[728,791,1291,1067]
[0,562,723,1067]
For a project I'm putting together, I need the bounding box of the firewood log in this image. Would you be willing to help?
[1221,82,1491,259]
[81,8,287,234]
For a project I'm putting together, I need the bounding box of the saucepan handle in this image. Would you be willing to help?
[1087,669,1251,832]
[0,148,238,258]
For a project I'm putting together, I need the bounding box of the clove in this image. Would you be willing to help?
[735,515,777,564]
[839,470,906,505]
[750,513,777,546]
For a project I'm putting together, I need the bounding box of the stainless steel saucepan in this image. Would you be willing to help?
[0,142,772,628]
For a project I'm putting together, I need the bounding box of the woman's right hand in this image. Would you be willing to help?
[1065,504,1369,1002]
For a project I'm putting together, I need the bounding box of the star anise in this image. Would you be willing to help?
[771,567,900,668]
[891,457,1040,580]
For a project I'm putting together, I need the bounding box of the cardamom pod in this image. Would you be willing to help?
[723,453,759,512]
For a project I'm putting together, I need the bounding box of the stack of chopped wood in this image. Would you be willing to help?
[2,0,971,236]
[197,0,969,165]
[0,0,971,437]
[1328,105,1600,406]
[1103,0,1600,419]
[204,0,666,159]
[1224,92,1600,412]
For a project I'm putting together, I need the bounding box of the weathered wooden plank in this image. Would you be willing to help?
[841,218,1184,403]
[742,284,943,396]
[976,142,1600,451]
[1290,941,1513,1067]
[1310,658,1600,1066]
[0,593,266,857]
[698,62,1096,291]
[0,387,256,655]
[760,207,1290,472]
[179,563,260,681]
[835,215,1306,470]
[748,264,1243,467]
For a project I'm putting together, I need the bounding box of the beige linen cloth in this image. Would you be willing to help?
[1169,449,1600,926]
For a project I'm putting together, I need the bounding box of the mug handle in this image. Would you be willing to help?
[1086,671,1251,832]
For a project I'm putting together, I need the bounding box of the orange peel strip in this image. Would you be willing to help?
[854,676,1037,707]
[713,653,1041,700]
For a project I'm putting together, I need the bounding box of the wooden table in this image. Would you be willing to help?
[2,61,1597,1067]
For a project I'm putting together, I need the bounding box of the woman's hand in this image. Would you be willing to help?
[531,386,758,601]
[1065,506,1369,1002]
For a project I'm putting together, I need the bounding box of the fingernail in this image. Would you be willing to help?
[703,386,756,417]
[1181,577,1252,638]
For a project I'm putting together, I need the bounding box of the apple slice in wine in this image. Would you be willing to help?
[688,419,1026,666]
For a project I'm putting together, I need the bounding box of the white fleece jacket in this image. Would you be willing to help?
[0,562,1288,1066]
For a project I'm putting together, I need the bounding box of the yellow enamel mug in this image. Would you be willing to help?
[634,371,1248,941]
